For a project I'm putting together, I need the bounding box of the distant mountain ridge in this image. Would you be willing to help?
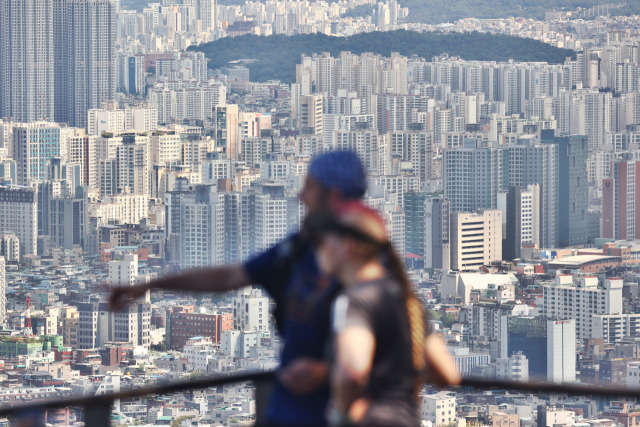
[119,0,638,22]
[190,30,577,83]
[398,0,636,23]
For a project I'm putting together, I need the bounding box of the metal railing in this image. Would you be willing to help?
[4,372,640,426]
[0,371,274,427]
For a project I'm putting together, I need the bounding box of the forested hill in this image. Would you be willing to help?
[191,30,576,83]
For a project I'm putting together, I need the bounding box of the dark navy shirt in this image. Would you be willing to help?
[244,233,339,426]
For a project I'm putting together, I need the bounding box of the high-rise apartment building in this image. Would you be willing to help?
[0,233,19,262]
[116,133,150,195]
[507,316,576,382]
[180,185,240,269]
[240,184,290,260]
[78,301,151,349]
[11,122,61,185]
[299,95,323,136]
[444,141,503,213]
[602,157,640,240]
[49,194,87,250]
[61,306,79,348]
[389,130,432,182]
[77,301,101,349]
[540,275,623,341]
[0,257,5,326]
[196,0,215,32]
[0,0,55,122]
[333,128,379,172]
[541,130,589,246]
[66,128,95,186]
[59,0,116,128]
[450,209,502,271]
[502,185,540,261]
[504,136,559,248]
[150,131,181,167]
[213,105,239,159]
[105,253,151,349]
[0,186,37,256]
[403,192,426,258]
[547,319,577,383]
[88,103,158,136]
[425,196,451,270]
[109,253,138,287]
[591,313,640,344]
[233,287,269,333]
[116,54,146,95]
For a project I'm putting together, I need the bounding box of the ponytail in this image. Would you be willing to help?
[382,244,428,380]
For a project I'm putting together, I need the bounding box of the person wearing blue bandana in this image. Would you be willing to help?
[110,150,367,426]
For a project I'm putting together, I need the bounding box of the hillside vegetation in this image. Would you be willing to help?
[191,30,577,83]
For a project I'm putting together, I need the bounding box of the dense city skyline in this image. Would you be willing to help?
[1,0,640,425]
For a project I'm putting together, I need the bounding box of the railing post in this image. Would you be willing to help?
[254,375,273,427]
[83,399,112,427]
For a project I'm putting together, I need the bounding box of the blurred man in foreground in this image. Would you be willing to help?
[110,150,368,427]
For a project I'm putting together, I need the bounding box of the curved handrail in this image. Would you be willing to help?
[0,370,275,417]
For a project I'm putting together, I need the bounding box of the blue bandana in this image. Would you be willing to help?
[308,151,367,199]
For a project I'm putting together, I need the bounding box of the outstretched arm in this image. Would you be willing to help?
[109,265,251,309]
[424,334,462,387]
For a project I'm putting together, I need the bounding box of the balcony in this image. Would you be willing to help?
[4,372,640,426]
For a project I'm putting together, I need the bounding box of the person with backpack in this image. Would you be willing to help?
[305,201,461,427]
[110,150,368,427]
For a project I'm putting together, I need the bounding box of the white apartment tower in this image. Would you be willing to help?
[116,134,150,195]
[541,275,623,341]
[240,185,290,260]
[496,352,529,382]
[109,252,151,302]
[233,288,269,333]
[110,303,151,348]
[107,253,151,348]
[443,142,503,213]
[78,301,151,349]
[88,103,158,136]
[179,185,240,269]
[0,0,55,122]
[0,233,20,262]
[547,319,576,383]
[420,392,456,427]
[450,209,502,271]
[109,253,138,287]
[299,95,323,136]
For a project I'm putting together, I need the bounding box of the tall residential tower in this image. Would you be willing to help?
[0,0,55,122]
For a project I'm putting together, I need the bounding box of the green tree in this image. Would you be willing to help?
[171,416,194,427]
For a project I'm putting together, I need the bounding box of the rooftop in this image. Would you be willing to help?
[548,255,621,267]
